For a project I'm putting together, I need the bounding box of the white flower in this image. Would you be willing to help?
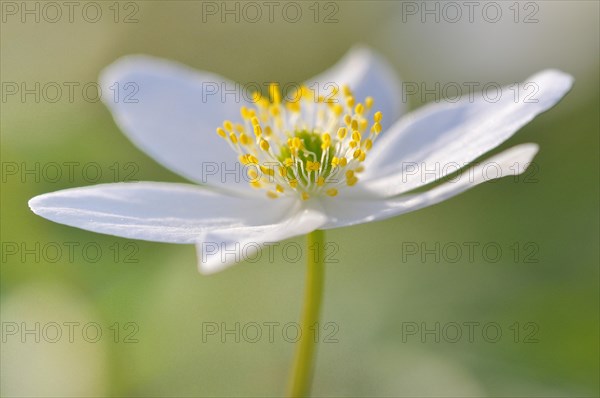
[29,47,573,274]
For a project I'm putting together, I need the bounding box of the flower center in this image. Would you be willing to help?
[216,83,383,200]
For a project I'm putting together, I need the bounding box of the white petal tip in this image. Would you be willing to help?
[534,69,575,98]
[195,234,249,275]
[509,143,540,174]
[195,242,238,276]
[28,193,50,216]
[538,69,575,86]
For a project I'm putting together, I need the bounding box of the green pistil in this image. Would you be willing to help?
[279,130,334,185]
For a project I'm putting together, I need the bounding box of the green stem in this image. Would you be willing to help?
[287,229,325,397]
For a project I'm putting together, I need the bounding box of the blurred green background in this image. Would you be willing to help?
[1,1,598,396]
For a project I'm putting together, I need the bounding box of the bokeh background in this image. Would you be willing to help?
[1,1,598,396]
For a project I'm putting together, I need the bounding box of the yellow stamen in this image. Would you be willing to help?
[260,139,270,151]
[306,161,320,172]
[355,103,364,115]
[215,84,383,200]
[269,82,281,104]
[239,134,251,146]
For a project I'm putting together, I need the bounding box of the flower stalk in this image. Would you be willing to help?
[287,229,325,397]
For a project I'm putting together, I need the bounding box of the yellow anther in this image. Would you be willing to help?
[299,85,311,99]
[240,106,249,119]
[266,191,278,199]
[229,133,238,144]
[342,85,352,97]
[374,111,383,122]
[254,125,263,136]
[216,127,227,138]
[322,133,331,142]
[346,170,355,179]
[264,126,272,136]
[351,119,358,131]
[276,184,284,193]
[239,154,249,165]
[343,114,352,125]
[372,122,382,134]
[337,127,347,140]
[365,97,374,109]
[259,139,270,151]
[301,192,310,201]
[260,165,274,176]
[239,133,251,146]
[358,152,366,162]
[332,104,344,115]
[331,157,340,168]
[306,161,320,172]
[359,119,368,132]
[269,105,281,116]
[346,96,355,107]
[349,140,358,148]
[351,130,361,141]
[326,188,338,197]
[289,179,298,188]
[365,139,373,150]
[339,157,348,167]
[347,176,358,186]
[256,97,268,110]
[223,120,234,131]
[317,176,325,187]
[247,155,259,164]
[292,137,302,149]
[250,181,262,188]
[269,82,281,104]
[283,158,294,167]
[353,149,362,159]
[355,103,364,115]
[248,169,259,180]
[251,117,260,126]
[286,101,301,112]
[235,124,245,133]
[355,165,365,173]
[250,91,262,104]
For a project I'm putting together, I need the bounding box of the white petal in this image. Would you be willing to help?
[196,202,327,274]
[322,144,539,229]
[362,70,573,197]
[29,182,293,243]
[99,56,255,194]
[305,46,404,130]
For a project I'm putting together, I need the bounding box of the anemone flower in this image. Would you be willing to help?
[29,47,573,396]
